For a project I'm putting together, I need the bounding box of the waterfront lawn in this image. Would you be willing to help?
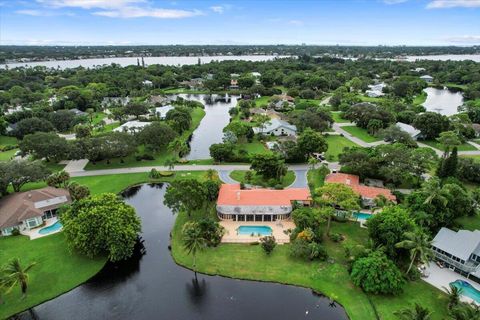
[172,214,448,320]
[413,92,427,105]
[421,140,477,152]
[331,112,350,123]
[324,135,357,161]
[85,107,205,170]
[341,126,381,143]
[229,170,295,188]
[0,233,106,319]
[237,139,267,155]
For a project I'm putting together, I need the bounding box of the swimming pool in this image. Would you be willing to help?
[237,226,272,236]
[39,221,63,235]
[450,279,480,303]
[352,212,373,220]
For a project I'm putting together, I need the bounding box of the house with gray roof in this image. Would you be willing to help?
[253,118,297,136]
[396,122,422,140]
[432,227,480,279]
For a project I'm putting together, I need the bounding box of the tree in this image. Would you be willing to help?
[20,132,70,162]
[344,103,395,129]
[138,122,177,152]
[394,304,432,320]
[350,251,405,295]
[166,108,192,133]
[164,157,176,171]
[314,183,360,235]
[49,109,76,132]
[443,284,462,310]
[12,117,55,139]
[395,230,433,274]
[46,171,70,188]
[438,147,458,178]
[60,193,141,262]
[367,119,383,135]
[182,221,206,278]
[74,124,92,139]
[164,179,207,217]
[209,143,234,162]
[260,236,277,254]
[449,302,480,320]
[67,182,90,201]
[2,258,36,299]
[168,138,189,158]
[250,153,287,180]
[296,128,328,161]
[124,102,148,119]
[413,112,450,140]
[6,160,50,192]
[367,206,416,259]
[422,177,448,206]
[437,131,461,157]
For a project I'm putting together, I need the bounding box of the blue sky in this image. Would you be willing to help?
[0,0,479,46]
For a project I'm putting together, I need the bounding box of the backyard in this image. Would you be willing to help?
[324,135,358,161]
[0,135,19,162]
[341,126,381,143]
[229,170,296,188]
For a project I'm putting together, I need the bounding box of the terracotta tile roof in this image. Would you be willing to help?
[0,187,71,229]
[325,173,396,201]
[217,184,311,206]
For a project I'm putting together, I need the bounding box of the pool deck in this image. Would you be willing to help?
[21,218,62,240]
[219,220,295,244]
[422,263,480,304]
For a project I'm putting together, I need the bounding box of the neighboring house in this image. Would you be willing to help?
[113,120,151,133]
[420,75,434,83]
[102,97,130,108]
[365,83,386,98]
[472,123,480,137]
[272,100,293,111]
[253,118,297,136]
[216,184,311,221]
[412,67,426,72]
[432,228,480,280]
[250,108,267,116]
[365,90,383,98]
[5,105,31,115]
[250,72,261,78]
[153,105,174,119]
[5,123,17,133]
[230,79,239,89]
[265,141,279,150]
[396,122,422,140]
[325,173,396,207]
[142,80,153,87]
[70,108,87,117]
[0,187,71,236]
[149,95,167,105]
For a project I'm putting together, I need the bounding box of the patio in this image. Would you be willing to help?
[220,220,295,244]
[422,263,480,304]
[22,218,62,240]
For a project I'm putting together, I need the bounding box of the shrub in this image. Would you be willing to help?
[260,236,276,254]
[11,228,20,236]
[149,168,161,179]
[329,233,344,242]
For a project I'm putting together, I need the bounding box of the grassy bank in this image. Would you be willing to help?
[342,126,381,143]
[229,170,295,188]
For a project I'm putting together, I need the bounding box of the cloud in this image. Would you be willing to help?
[16,9,74,16]
[288,20,304,26]
[210,6,224,14]
[36,0,144,9]
[383,0,409,4]
[427,0,480,8]
[93,7,203,19]
[444,35,480,43]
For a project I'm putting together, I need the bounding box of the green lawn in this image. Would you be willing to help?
[0,135,19,161]
[307,167,327,191]
[341,126,381,143]
[460,155,480,162]
[0,148,18,161]
[331,112,350,123]
[93,121,120,134]
[413,92,427,105]
[358,95,387,103]
[421,140,477,152]
[91,112,107,125]
[456,214,480,231]
[229,170,295,188]
[237,139,267,155]
[254,96,271,108]
[85,107,205,170]
[171,212,448,320]
[324,135,358,161]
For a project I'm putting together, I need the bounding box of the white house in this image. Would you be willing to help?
[113,121,151,133]
[250,72,261,78]
[142,80,153,86]
[153,105,174,119]
[365,83,386,97]
[253,118,297,136]
[395,122,422,140]
[420,75,433,83]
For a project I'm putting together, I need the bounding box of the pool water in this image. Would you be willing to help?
[237,226,272,236]
[39,221,63,235]
[450,280,480,303]
[352,212,373,220]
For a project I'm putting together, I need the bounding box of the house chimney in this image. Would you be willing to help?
[236,191,241,201]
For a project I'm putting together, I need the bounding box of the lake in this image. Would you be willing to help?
[3,55,288,69]
[176,94,237,160]
[405,54,480,62]
[16,184,348,320]
[422,87,464,116]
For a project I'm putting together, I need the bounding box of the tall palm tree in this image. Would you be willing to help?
[449,302,480,320]
[443,284,463,310]
[182,222,206,280]
[422,177,448,206]
[394,303,432,320]
[396,231,433,274]
[2,258,36,299]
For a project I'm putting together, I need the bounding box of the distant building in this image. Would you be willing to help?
[365,83,385,97]
[412,67,426,72]
[102,97,130,108]
[148,95,167,105]
[0,187,71,236]
[69,108,87,117]
[153,105,174,119]
[216,184,311,221]
[113,120,151,133]
[253,118,297,136]
[432,228,480,279]
[395,122,422,140]
[142,80,153,87]
[420,75,433,83]
[325,173,396,207]
[250,72,262,78]
[230,79,239,90]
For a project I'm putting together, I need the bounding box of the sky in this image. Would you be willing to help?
[0,0,479,46]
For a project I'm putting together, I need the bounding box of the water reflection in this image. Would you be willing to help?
[16,184,348,320]
[422,87,464,116]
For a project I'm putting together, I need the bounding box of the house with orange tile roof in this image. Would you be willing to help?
[216,184,311,222]
[325,173,396,208]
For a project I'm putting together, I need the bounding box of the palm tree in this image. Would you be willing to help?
[422,177,448,206]
[449,302,480,320]
[205,169,217,181]
[394,303,432,320]
[164,157,176,171]
[2,258,37,299]
[443,284,463,310]
[396,231,433,274]
[182,222,206,280]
